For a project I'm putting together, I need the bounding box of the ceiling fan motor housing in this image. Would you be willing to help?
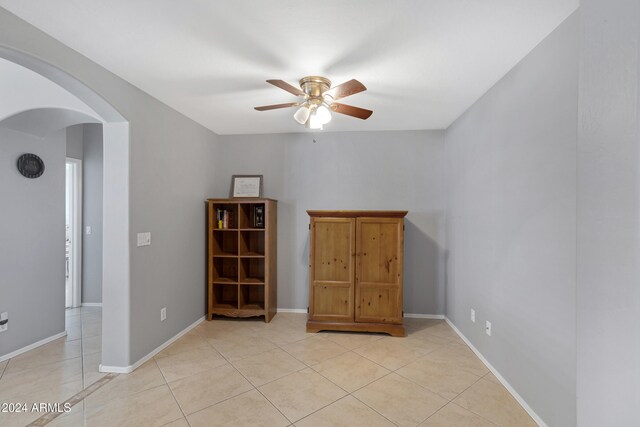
[300,76,331,99]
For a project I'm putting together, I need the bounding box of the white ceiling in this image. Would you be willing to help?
[0,0,578,135]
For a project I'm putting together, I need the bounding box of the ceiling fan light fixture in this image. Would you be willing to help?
[293,105,310,124]
[315,104,332,125]
[309,111,323,130]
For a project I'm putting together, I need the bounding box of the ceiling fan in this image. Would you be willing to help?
[254,76,373,130]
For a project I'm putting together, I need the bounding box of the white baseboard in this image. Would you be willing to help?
[81,303,103,307]
[99,316,205,374]
[0,331,67,363]
[277,308,307,314]
[404,313,445,319]
[444,317,547,427]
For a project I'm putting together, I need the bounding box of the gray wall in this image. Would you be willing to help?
[0,8,219,365]
[65,124,83,160]
[577,1,640,425]
[444,12,578,427]
[0,127,66,357]
[82,123,103,304]
[214,130,446,315]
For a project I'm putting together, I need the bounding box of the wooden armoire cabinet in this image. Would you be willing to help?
[306,210,407,337]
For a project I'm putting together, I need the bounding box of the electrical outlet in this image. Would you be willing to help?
[485,320,492,336]
[0,312,8,333]
[160,307,166,321]
[470,309,476,323]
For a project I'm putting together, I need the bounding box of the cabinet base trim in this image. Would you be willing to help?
[208,308,267,320]
[306,320,405,337]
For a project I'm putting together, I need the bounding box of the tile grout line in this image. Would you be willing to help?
[79,309,86,391]
[152,357,191,426]
[348,333,476,424]
[224,352,292,424]
[352,347,415,373]
[161,326,268,423]
[231,358,308,389]
[183,388,257,421]
[269,340,398,426]
[449,401,502,427]
[78,308,87,424]
[390,339,490,396]
[305,349,391,395]
[348,389,403,426]
[26,372,118,427]
[252,382,292,424]
[0,357,10,381]
[447,378,509,427]
[77,307,101,426]
[347,325,486,425]
[290,394,352,425]
[416,368,500,427]
[203,323,351,424]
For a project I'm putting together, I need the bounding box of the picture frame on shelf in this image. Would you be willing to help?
[230,175,263,198]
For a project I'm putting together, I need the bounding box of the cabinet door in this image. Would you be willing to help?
[309,217,356,322]
[355,217,403,324]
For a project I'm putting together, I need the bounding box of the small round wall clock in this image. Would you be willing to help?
[17,153,45,178]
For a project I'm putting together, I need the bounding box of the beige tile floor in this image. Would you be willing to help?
[0,309,537,426]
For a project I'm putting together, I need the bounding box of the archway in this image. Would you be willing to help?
[0,48,131,370]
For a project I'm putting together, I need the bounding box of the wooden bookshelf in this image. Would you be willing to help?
[206,198,277,322]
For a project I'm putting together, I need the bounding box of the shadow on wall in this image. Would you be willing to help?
[296,211,445,315]
[403,213,445,315]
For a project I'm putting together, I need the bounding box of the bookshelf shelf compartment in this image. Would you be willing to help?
[211,284,239,309]
[213,204,238,230]
[239,203,266,230]
[212,257,238,283]
[240,258,265,284]
[207,198,277,322]
[240,230,265,256]
[240,284,265,311]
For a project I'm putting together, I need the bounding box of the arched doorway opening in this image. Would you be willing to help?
[0,48,131,370]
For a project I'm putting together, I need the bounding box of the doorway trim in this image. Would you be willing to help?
[66,157,83,308]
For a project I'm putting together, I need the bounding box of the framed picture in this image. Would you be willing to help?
[230,175,263,198]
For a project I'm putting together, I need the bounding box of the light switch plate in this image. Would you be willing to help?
[485,321,492,336]
[86,226,92,235]
[137,232,151,247]
[470,309,476,323]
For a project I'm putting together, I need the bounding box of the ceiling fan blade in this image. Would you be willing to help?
[324,79,366,101]
[331,102,373,120]
[266,79,305,96]
[254,102,299,111]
